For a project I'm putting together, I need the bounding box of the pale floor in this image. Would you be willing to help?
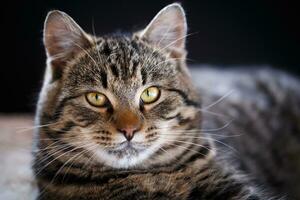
[0,115,37,200]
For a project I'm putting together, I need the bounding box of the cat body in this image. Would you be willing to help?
[33,3,299,200]
[34,157,263,200]
[194,67,300,199]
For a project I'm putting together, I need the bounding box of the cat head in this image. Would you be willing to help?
[38,3,202,169]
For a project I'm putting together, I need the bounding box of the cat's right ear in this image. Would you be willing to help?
[43,11,93,80]
[137,3,187,59]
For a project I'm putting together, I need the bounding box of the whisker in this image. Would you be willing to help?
[16,122,59,133]
[159,132,243,138]
[200,119,234,132]
[54,144,97,180]
[35,142,91,176]
[157,32,199,53]
[72,41,98,66]
[156,146,186,166]
[148,57,187,73]
[162,138,211,151]
[35,141,89,172]
[91,18,102,64]
[163,140,208,158]
[141,31,198,75]
[34,140,70,151]
[38,144,98,197]
[36,144,79,166]
[201,90,235,110]
[199,109,232,119]
[80,144,99,169]
[140,24,174,71]
[160,133,238,153]
[155,119,234,133]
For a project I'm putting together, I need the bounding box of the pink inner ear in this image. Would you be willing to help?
[43,11,93,66]
[140,4,187,51]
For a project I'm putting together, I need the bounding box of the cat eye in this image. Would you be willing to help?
[140,86,160,104]
[85,92,108,107]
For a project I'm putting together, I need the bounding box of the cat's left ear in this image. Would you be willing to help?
[137,3,187,58]
[43,10,94,80]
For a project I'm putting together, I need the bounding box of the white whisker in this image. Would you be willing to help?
[202,90,235,110]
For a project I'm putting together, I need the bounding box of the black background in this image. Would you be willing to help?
[1,0,299,113]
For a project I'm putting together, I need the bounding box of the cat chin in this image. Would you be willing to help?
[90,141,163,169]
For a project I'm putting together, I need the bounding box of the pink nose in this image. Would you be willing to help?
[114,109,142,141]
[118,127,138,141]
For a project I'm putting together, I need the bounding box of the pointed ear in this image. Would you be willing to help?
[138,3,187,58]
[43,10,93,79]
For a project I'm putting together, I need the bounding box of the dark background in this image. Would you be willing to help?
[1,0,299,113]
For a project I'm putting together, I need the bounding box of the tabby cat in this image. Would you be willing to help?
[34,3,300,199]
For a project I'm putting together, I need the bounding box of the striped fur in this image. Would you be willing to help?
[33,4,281,200]
[193,67,300,199]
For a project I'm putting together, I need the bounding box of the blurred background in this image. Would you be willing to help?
[1,0,299,113]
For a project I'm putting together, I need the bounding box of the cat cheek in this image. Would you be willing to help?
[180,107,198,119]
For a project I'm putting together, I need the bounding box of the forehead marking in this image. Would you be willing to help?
[100,70,108,88]
[141,68,147,85]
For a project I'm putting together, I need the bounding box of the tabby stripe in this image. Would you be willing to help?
[162,113,180,121]
[161,141,184,151]
[131,61,138,76]
[230,104,265,142]
[183,143,210,164]
[256,80,276,106]
[39,170,132,186]
[117,192,145,200]
[35,156,91,186]
[110,64,119,78]
[107,184,137,199]
[165,88,199,107]
[36,140,82,166]
[40,94,82,123]
[141,68,147,85]
[196,173,211,184]
[189,163,248,200]
[101,43,112,56]
[42,121,76,139]
[96,38,103,45]
[246,195,261,200]
[205,181,243,200]
[152,138,205,169]
[38,180,150,200]
[174,142,210,170]
[100,70,108,88]
[163,113,193,126]
[228,104,280,183]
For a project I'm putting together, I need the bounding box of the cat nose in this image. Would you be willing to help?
[118,127,138,141]
[114,109,142,141]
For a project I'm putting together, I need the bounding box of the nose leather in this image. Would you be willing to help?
[115,109,141,141]
[118,127,137,141]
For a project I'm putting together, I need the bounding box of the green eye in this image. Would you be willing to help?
[140,86,160,104]
[86,92,107,107]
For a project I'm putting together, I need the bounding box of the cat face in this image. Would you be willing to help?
[38,4,201,169]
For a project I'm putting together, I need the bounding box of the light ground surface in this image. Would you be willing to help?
[0,115,37,200]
